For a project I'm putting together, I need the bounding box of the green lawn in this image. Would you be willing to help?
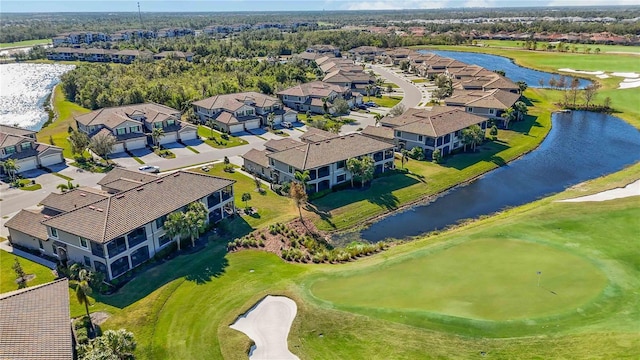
[476,40,640,54]
[96,165,640,358]
[197,126,248,148]
[411,78,427,83]
[310,238,607,322]
[371,95,402,108]
[382,82,399,88]
[37,86,91,159]
[0,39,50,48]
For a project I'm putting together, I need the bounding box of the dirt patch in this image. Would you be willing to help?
[14,274,36,284]
[90,311,110,325]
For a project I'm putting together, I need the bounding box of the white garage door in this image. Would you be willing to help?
[179,130,197,141]
[16,158,38,172]
[40,154,63,167]
[159,133,177,145]
[126,138,147,150]
[229,124,244,134]
[112,143,125,154]
[243,120,261,130]
[284,113,298,122]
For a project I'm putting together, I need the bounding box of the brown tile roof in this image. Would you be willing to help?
[4,208,58,240]
[192,92,279,111]
[299,127,337,143]
[277,81,348,98]
[75,103,179,128]
[348,46,384,55]
[0,125,36,138]
[264,138,304,152]
[241,149,270,168]
[39,187,109,213]
[361,125,395,140]
[0,132,28,148]
[388,107,487,137]
[445,89,520,109]
[267,133,392,170]
[323,69,374,84]
[0,279,72,360]
[97,168,158,187]
[42,171,235,243]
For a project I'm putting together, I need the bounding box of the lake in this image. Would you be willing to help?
[419,50,591,88]
[340,111,640,243]
[0,63,75,130]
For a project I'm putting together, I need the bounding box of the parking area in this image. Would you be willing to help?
[163,142,196,157]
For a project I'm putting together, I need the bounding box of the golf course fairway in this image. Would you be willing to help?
[309,239,607,321]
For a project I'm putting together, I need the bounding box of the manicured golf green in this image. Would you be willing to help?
[310,238,607,321]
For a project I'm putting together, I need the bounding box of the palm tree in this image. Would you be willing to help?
[1,159,19,182]
[164,212,186,251]
[461,125,484,152]
[373,113,383,126]
[501,108,516,129]
[289,182,307,221]
[321,97,329,114]
[241,192,252,210]
[206,118,216,139]
[513,101,528,122]
[56,180,77,193]
[401,149,410,169]
[76,269,93,331]
[151,127,165,148]
[294,170,311,191]
[346,158,362,188]
[184,202,206,248]
[365,84,374,101]
[99,329,137,360]
[267,112,276,130]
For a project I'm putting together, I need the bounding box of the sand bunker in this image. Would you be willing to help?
[559,69,640,89]
[559,180,640,203]
[230,296,299,360]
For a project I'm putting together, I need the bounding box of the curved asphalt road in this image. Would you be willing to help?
[370,64,423,109]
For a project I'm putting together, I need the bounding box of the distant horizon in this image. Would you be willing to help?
[1,1,638,14]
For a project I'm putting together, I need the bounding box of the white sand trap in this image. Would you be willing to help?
[618,78,640,89]
[596,74,610,79]
[558,68,604,75]
[559,180,640,203]
[611,72,639,78]
[230,296,299,360]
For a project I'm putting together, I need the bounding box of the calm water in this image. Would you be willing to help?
[0,63,75,130]
[346,111,640,243]
[420,50,591,88]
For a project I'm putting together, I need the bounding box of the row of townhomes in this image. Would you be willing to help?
[192,92,298,133]
[46,48,194,63]
[277,81,361,115]
[0,125,64,174]
[52,28,195,46]
[75,102,198,152]
[242,128,395,192]
[5,169,236,280]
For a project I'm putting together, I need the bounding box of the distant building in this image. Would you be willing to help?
[0,125,64,174]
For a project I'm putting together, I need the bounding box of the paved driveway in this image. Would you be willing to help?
[163,142,195,157]
[111,151,143,168]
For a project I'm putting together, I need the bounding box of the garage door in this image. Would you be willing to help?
[16,158,38,172]
[126,138,147,150]
[112,143,125,154]
[40,154,63,167]
[159,133,177,145]
[243,120,261,130]
[179,130,197,141]
[229,124,244,134]
[284,113,298,122]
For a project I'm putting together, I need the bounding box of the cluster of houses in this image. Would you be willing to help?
[0,125,65,175]
[46,48,194,63]
[52,28,195,47]
[203,21,317,35]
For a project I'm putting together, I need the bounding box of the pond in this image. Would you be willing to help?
[419,50,591,88]
[344,111,640,243]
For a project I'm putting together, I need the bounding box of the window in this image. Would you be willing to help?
[207,192,221,208]
[50,228,58,238]
[94,261,108,276]
[5,146,15,155]
[91,242,105,258]
[116,128,126,135]
[21,142,32,150]
[154,122,163,129]
[38,240,44,250]
[110,256,130,278]
[84,256,91,267]
[130,246,150,268]
[288,166,294,174]
[467,107,473,112]
[79,237,88,248]
[336,160,346,169]
[106,237,127,258]
[246,109,254,115]
[52,246,58,255]
[269,159,275,166]
[337,174,346,183]
[158,234,172,247]
[129,126,139,133]
[489,109,495,115]
[155,215,167,230]
[127,227,147,248]
[395,131,402,137]
[418,135,423,142]
[167,120,175,126]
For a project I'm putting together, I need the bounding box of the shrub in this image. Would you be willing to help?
[221,133,229,140]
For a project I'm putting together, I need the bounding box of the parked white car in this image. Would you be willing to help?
[282,121,293,128]
[139,165,160,173]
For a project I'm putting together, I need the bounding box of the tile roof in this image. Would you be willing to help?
[361,125,395,140]
[76,103,180,129]
[445,89,521,109]
[386,107,487,137]
[0,132,28,148]
[299,127,338,143]
[39,187,110,213]
[42,171,235,243]
[267,133,392,170]
[241,149,270,168]
[0,125,36,138]
[4,208,58,240]
[192,92,280,111]
[0,279,72,360]
[264,138,305,152]
[277,81,348,98]
[97,168,158,187]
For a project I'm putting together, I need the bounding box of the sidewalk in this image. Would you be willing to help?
[1,241,57,269]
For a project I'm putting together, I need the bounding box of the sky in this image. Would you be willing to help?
[0,0,637,13]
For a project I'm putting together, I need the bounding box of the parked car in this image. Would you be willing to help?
[139,165,160,173]
[365,101,378,107]
[282,121,293,128]
[356,104,369,110]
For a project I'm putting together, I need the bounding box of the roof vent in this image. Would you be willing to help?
[156,180,163,184]
[80,193,86,197]
[137,188,144,191]
[116,194,125,199]
[96,208,104,212]
[89,206,96,210]
[43,215,51,219]
[173,173,180,177]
